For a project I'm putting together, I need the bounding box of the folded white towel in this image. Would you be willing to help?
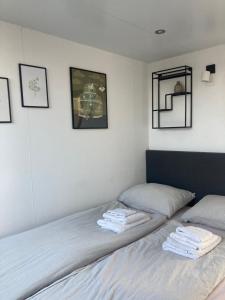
[166,235,220,252]
[103,211,149,225]
[165,237,194,251]
[106,208,136,218]
[176,226,213,243]
[170,232,219,250]
[162,235,221,259]
[97,216,150,233]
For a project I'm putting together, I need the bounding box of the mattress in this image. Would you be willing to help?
[0,200,166,300]
[29,220,225,300]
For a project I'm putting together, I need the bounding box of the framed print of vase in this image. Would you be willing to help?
[70,67,108,129]
[0,77,12,123]
[19,64,49,108]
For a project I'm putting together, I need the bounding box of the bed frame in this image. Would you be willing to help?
[146,150,225,205]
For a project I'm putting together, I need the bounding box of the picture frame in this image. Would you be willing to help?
[70,67,108,129]
[19,64,49,108]
[0,77,12,123]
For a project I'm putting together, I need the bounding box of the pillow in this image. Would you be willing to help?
[118,183,195,218]
[181,195,225,230]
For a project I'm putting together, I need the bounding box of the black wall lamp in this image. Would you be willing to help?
[202,64,216,82]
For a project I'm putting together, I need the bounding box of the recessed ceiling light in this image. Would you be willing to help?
[155,29,166,35]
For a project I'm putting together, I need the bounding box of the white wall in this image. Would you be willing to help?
[148,44,225,152]
[0,21,148,238]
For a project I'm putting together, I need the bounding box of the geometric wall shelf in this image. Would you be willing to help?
[152,66,192,129]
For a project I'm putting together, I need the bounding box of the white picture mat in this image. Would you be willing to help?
[21,65,48,107]
[0,79,11,122]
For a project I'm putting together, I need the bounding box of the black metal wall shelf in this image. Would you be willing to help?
[171,91,191,96]
[152,66,192,129]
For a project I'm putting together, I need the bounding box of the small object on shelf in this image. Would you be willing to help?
[152,66,192,129]
[174,81,184,93]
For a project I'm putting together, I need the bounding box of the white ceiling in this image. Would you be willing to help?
[0,0,225,62]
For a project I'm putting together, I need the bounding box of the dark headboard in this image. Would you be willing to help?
[146,150,225,205]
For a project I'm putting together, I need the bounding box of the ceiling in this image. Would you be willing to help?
[0,0,225,62]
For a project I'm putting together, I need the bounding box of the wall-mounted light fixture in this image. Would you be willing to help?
[201,64,216,82]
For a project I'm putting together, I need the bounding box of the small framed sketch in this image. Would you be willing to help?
[0,77,12,123]
[70,67,108,129]
[19,64,49,108]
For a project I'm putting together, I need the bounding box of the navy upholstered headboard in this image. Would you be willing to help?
[146,150,225,205]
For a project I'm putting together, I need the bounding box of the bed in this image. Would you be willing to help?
[0,200,166,300]
[28,150,225,300]
[28,220,225,300]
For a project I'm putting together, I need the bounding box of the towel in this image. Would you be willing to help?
[166,235,221,252]
[97,216,150,233]
[106,208,137,218]
[162,235,221,259]
[103,211,150,225]
[176,226,213,243]
[170,232,219,250]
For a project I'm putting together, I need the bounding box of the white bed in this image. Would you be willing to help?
[0,200,166,300]
[28,219,225,300]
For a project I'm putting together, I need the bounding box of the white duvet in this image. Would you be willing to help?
[0,201,165,299]
[29,220,225,300]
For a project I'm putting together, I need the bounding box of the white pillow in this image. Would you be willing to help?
[118,183,195,218]
[182,195,225,230]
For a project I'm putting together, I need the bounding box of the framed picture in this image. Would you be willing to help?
[70,67,108,129]
[19,64,49,108]
[0,77,12,123]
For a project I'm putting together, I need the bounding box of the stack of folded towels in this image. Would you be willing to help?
[162,225,222,259]
[97,208,150,234]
